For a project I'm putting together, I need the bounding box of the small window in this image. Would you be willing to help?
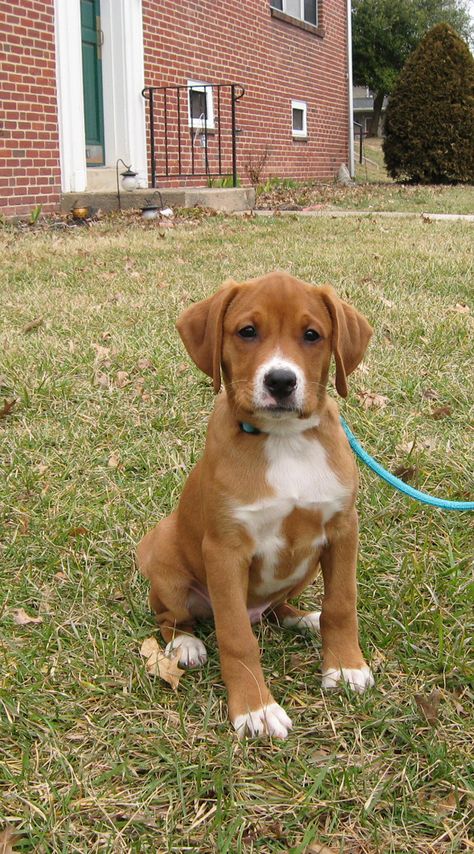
[187,81,214,130]
[270,0,318,26]
[292,100,307,138]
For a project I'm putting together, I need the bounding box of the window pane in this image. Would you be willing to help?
[270,0,283,9]
[190,89,207,121]
[285,0,301,19]
[293,108,304,131]
[303,0,317,24]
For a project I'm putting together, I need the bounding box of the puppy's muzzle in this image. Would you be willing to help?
[264,368,298,402]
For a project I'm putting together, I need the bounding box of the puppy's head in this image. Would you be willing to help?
[177,272,372,421]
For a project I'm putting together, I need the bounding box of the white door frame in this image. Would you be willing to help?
[54,0,147,192]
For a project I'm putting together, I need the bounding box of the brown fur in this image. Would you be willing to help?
[136,272,373,730]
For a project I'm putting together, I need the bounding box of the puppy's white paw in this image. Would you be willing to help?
[165,635,207,668]
[233,702,293,740]
[282,610,321,633]
[322,665,374,693]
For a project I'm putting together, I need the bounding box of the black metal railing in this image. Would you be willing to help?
[142,83,245,188]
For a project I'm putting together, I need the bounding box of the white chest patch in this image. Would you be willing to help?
[233,433,348,597]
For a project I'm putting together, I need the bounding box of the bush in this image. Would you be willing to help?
[383,23,474,183]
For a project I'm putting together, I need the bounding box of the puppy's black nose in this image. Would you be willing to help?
[264,368,297,400]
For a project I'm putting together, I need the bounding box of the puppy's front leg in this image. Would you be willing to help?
[203,536,292,739]
[320,510,374,692]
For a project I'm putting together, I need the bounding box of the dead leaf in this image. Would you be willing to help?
[140,636,184,690]
[91,343,111,366]
[434,791,457,815]
[393,465,417,483]
[13,608,43,626]
[305,843,338,854]
[422,388,439,400]
[94,370,109,388]
[449,303,470,314]
[108,452,120,469]
[415,690,441,725]
[430,405,452,420]
[0,825,21,853]
[356,391,389,410]
[137,357,153,371]
[0,375,9,388]
[115,370,130,388]
[0,399,16,419]
[23,317,43,333]
[177,362,188,374]
[36,463,48,475]
[68,526,88,538]
[380,296,394,308]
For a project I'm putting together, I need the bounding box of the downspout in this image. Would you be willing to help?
[346,0,354,177]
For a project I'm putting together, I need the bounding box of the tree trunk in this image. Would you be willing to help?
[367,91,385,137]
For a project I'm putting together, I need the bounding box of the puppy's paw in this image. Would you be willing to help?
[282,610,321,633]
[322,665,374,693]
[233,702,293,740]
[165,635,207,668]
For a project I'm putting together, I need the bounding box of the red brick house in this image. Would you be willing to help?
[0,0,353,218]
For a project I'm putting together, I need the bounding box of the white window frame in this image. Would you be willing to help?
[292,100,308,138]
[187,80,215,130]
[271,0,318,27]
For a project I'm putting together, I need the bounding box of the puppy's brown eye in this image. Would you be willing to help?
[304,329,321,342]
[238,325,257,339]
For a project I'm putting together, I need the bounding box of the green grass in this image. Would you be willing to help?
[1,213,473,852]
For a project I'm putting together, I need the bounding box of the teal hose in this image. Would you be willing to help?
[340,417,474,512]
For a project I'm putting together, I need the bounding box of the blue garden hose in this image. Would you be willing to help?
[340,417,474,511]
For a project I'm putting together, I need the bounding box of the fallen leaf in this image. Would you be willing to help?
[36,463,48,475]
[137,357,153,371]
[91,343,111,366]
[380,296,394,308]
[115,370,130,388]
[68,526,88,538]
[13,608,43,626]
[430,405,452,420]
[23,317,43,333]
[415,690,441,725]
[0,825,21,853]
[356,391,389,410]
[434,791,457,815]
[0,399,16,419]
[140,636,184,690]
[393,465,417,483]
[108,452,120,469]
[94,370,109,388]
[0,375,9,388]
[422,388,439,400]
[449,303,470,314]
[305,843,338,854]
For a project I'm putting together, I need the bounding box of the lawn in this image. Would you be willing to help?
[256,140,474,214]
[1,211,473,853]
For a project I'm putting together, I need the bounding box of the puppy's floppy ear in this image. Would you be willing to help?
[320,286,372,398]
[176,281,239,393]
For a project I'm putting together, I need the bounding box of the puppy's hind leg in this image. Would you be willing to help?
[136,514,207,668]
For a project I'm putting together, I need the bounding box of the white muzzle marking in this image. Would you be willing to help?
[253,351,305,411]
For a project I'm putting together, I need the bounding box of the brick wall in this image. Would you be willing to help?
[0,0,349,217]
[142,0,350,185]
[0,0,61,218]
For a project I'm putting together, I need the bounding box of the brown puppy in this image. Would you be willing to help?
[136,272,374,738]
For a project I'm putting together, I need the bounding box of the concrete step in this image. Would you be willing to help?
[61,186,255,214]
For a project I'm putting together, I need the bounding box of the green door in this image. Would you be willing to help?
[81,0,105,166]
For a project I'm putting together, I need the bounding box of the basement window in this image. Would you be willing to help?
[270,0,318,26]
[292,100,307,138]
[188,80,215,130]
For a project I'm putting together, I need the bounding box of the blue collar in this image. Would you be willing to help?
[240,421,261,435]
